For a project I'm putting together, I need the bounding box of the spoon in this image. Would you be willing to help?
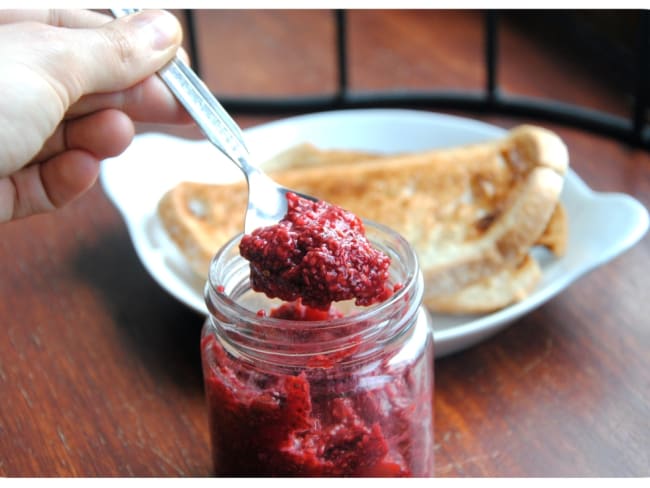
[111,8,317,233]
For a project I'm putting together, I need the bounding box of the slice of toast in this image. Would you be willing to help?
[261,142,384,173]
[424,254,542,314]
[156,144,386,279]
[157,124,568,314]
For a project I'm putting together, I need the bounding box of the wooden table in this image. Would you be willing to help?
[1,10,649,477]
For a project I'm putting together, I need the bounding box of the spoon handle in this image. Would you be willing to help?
[111,8,251,169]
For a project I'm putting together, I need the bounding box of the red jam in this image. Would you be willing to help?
[265,298,345,321]
[239,192,392,310]
[201,299,431,476]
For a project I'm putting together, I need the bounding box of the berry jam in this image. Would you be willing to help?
[201,300,433,476]
[239,192,392,310]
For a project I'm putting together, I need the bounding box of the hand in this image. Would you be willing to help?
[0,9,189,223]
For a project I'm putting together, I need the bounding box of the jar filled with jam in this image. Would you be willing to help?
[201,220,435,476]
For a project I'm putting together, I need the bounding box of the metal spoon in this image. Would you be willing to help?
[111,8,317,233]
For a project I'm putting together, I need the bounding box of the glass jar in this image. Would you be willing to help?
[201,221,435,476]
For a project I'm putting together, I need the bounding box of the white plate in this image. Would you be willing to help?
[100,109,649,357]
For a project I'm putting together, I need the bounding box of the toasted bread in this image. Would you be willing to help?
[261,142,384,173]
[535,202,568,257]
[156,144,386,279]
[424,254,542,314]
[157,124,569,314]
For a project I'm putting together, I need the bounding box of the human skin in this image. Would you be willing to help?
[0,9,191,223]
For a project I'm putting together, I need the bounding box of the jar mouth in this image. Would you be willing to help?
[204,219,423,360]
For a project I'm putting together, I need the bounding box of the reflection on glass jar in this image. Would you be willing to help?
[201,221,435,476]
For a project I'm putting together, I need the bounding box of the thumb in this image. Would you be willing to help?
[59,10,182,101]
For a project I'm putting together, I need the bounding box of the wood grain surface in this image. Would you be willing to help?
[1,9,648,477]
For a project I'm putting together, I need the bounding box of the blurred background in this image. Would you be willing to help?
[165,9,648,147]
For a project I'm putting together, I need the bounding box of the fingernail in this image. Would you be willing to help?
[125,10,181,50]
